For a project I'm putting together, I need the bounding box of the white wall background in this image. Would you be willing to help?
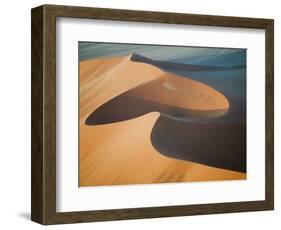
[0,0,279,229]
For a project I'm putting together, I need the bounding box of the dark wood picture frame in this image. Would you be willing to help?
[31,4,274,225]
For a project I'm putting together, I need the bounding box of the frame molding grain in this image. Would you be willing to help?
[31,4,274,225]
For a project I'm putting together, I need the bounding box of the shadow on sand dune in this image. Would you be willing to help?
[151,115,246,173]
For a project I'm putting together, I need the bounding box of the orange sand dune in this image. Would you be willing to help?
[79,54,245,186]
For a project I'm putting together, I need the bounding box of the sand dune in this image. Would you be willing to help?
[80,112,245,186]
[79,54,246,187]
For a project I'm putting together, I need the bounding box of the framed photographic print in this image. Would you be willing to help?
[31,4,274,225]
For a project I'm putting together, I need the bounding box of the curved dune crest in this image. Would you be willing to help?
[79,54,245,187]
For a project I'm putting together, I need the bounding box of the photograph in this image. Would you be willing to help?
[79,42,247,187]
[30,4,274,225]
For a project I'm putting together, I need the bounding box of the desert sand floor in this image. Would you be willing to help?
[79,54,246,186]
